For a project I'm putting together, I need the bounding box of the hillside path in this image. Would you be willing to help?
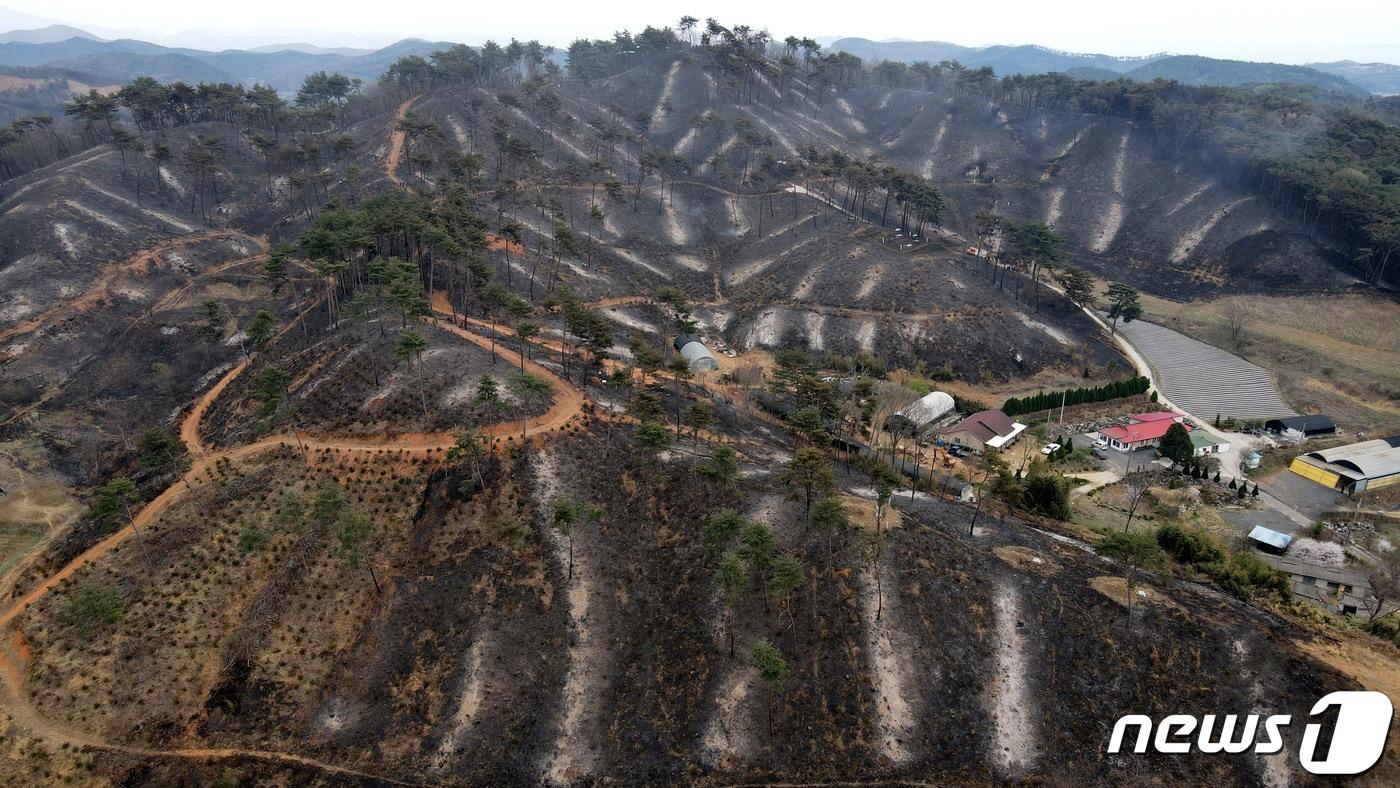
[0,230,267,345]
[0,299,587,781]
[384,95,420,188]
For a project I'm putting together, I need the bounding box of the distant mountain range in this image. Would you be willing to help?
[0,24,100,44]
[1119,55,1368,96]
[829,38,1379,97]
[2,24,1397,100]
[0,32,450,92]
[247,43,376,56]
[829,38,1170,77]
[1307,61,1400,95]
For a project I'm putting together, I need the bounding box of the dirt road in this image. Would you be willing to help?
[0,306,585,632]
[384,95,419,188]
[0,230,267,345]
[0,299,591,783]
[0,98,592,778]
[0,628,427,785]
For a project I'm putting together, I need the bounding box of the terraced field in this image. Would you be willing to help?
[1112,317,1297,421]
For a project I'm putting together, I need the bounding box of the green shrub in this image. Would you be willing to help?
[1156,525,1223,566]
[1202,553,1291,602]
[239,517,269,554]
[1003,376,1150,416]
[61,583,124,633]
[1022,473,1072,520]
[1156,525,1287,602]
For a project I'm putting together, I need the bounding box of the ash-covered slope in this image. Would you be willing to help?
[0,45,1364,477]
[432,53,1351,299]
[3,423,1362,786]
[394,74,1122,382]
[0,49,1392,788]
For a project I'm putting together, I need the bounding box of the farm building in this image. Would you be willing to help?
[1257,554,1373,617]
[1289,437,1400,494]
[939,409,1027,453]
[1265,414,1336,439]
[673,334,719,372]
[1190,431,1230,457]
[1100,412,1191,452]
[885,391,955,436]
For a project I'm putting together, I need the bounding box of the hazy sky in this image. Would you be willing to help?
[5,0,1399,63]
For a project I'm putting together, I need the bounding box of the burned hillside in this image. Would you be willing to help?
[0,18,1396,788]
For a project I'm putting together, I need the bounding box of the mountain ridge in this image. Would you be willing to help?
[0,34,451,92]
[0,23,101,44]
[830,37,1373,95]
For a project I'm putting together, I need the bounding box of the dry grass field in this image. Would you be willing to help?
[0,524,44,581]
[1140,292,1400,434]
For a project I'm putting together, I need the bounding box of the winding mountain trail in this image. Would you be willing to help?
[0,635,428,786]
[1,234,273,430]
[0,292,590,780]
[143,245,274,319]
[0,230,268,345]
[180,358,250,456]
[384,95,420,188]
[0,89,605,778]
[1,306,584,631]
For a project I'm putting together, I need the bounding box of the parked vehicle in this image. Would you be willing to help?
[1092,447,1110,460]
[1041,443,1061,455]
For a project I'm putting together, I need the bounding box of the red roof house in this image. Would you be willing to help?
[1101,417,1192,451]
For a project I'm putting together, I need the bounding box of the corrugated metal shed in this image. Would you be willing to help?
[1248,525,1293,554]
[1300,439,1400,491]
[673,334,703,351]
[1290,457,1341,489]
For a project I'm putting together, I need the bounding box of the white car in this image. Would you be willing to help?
[1093,437,1109,449]
[1041,443,1061,455]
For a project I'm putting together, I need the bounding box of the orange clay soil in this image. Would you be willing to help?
[0,305,588,786]
[383,95,419,188]
[0,230,268,345]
